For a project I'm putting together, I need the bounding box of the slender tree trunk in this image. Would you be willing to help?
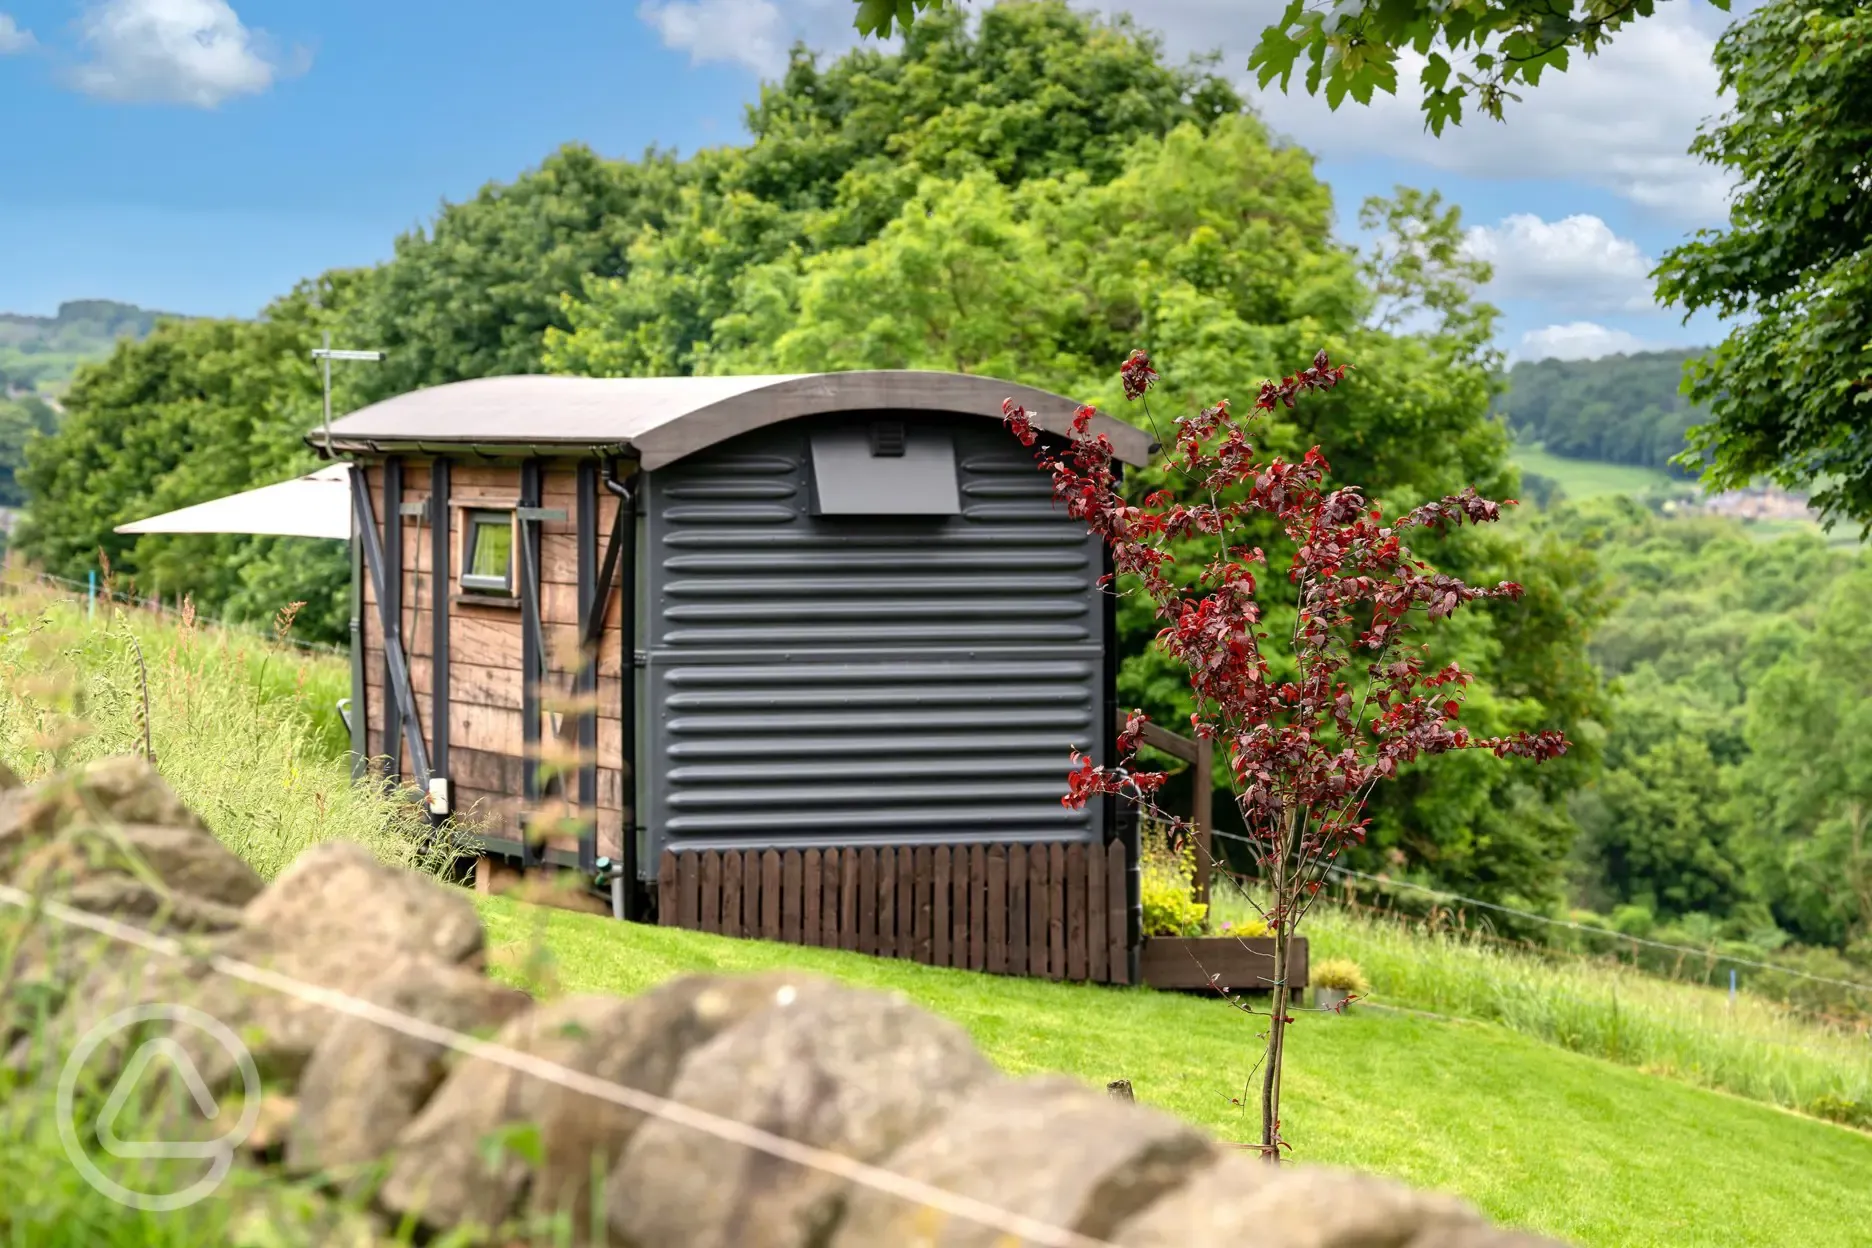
[1259,811,1296,1162]
[1260,917,1290,1162]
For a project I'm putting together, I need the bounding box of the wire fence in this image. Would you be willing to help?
[1197,825,1872,1023]
[1,565,345,656]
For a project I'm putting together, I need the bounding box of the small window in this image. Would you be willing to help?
[461,509,515,594]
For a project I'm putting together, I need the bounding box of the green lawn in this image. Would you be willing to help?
[476,897,1872,1248]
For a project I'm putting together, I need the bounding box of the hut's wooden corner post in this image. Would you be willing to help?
[430,458,451,819]
[575,461,599,873]
[517,460,546,868]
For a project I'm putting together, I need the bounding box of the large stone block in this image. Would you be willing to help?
[379,994,639,1233]
[240,842,483,967]
[608,984,996,1248]
[529,971,838,1237]
[835,1075,1214,1247]
[0,756,203,855]
[285,954,531,1177]
[1114,1155,1565,1247]
[0,756,264,913]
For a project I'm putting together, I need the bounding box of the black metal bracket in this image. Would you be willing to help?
[351,465,432,788]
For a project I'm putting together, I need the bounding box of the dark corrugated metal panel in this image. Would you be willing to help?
[641,415,1108,860]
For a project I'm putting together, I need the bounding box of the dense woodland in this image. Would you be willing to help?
[0,393,57,510]
[1494,350,1706,476]
[4,2,1868,977]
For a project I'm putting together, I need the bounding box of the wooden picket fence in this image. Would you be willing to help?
[657,841,1132,984]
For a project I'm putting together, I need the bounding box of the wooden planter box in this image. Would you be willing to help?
[1139,936,1309,993]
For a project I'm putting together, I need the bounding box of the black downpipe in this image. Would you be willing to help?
[349,499,368,781]
[383,456,404,782]
[601,458,642,920]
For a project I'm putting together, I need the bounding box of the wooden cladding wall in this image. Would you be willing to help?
[656,841,1133,985]
[357,459,629,861]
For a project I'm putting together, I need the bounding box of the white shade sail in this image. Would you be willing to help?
[114,465,351,541]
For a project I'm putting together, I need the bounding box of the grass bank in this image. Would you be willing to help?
[1510,445,1681,502]
[476,897,1872,1248]
[0,583,446,879]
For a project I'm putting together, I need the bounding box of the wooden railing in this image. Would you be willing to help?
[1118,711,1214,905]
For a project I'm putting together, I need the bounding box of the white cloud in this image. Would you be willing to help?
[1106,0,1736,223]
[71,0,296,107]
[0,13,34,53]
[638,0,863,78]
[1515,322,1658,362]
[1464,214,1659,314]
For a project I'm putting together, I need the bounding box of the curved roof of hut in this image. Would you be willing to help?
[310,370,1155,470]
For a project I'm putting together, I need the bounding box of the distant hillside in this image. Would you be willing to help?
[0,299,180,396]
[1494,349,1709,478]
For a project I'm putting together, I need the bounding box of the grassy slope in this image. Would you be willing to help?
[1511,445,1680,501]
[477,897,1872,1248]
[1509,446,1861,548]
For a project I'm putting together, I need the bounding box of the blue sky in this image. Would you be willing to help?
[0,0,1735,360]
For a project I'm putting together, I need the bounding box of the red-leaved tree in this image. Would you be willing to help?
[1005,349,1568,1159]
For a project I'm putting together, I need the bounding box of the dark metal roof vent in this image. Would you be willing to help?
[869,420,906,458]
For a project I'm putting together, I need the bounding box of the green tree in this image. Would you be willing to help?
[1494,350,1706,476]
[547,1,1242,379]
[0,394,57,507]
[338,143,684,407]
[1575,710,1748,918]
[1652,0,1872,532]
[12,144,687,641]
[862,2,1872,533]
[1743,559,1872,948]
[1546,498,1864,941]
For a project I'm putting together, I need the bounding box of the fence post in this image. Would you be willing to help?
[87,569,96,620]
[1192,735,1213,908]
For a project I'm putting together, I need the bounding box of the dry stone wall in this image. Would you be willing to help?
[0,756,1569,1247]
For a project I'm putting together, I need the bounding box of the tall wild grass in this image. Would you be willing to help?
[0,581,450,879]
[1213,889,1872,1128]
